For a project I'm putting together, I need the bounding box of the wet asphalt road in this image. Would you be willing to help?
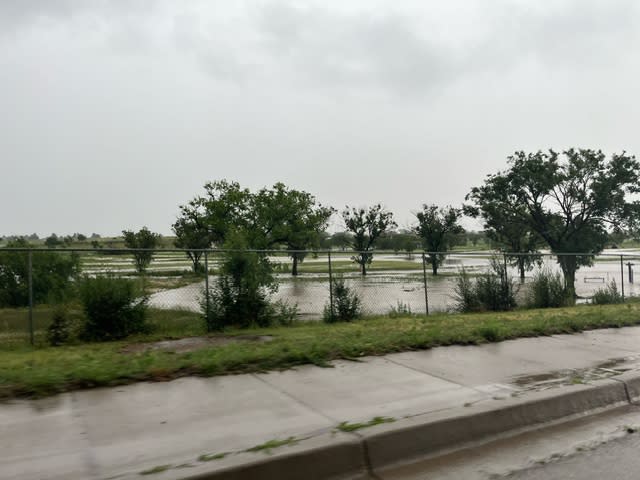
[380,405,640,480]
[506,432,640,479]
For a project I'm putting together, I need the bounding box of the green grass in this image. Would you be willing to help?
[139,464,172,475]
[0,306,205,348]
[337,416,395,432]
[246,437,299,453]
[198,452,230,462]
[2,303,640,399]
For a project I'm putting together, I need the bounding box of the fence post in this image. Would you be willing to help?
[503,252,508,279]
[620,255,625,302]
[204,251,210,319]
[422,252,429,316]
[328,251,334,321]
[28,250,34,346]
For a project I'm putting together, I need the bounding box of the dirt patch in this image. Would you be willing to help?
[121,335,274,354]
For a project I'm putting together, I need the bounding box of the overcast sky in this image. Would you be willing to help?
[2,0,640,237]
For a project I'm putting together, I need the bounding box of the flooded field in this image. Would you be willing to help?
[148,251,640,320]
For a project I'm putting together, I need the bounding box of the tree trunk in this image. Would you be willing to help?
[430,254,438,275]
[558,255,577,304]
[518,257,526,284]
[292,256,298,276]
[361,261,367,275]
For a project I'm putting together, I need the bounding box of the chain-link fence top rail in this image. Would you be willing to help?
[1,248,638,344]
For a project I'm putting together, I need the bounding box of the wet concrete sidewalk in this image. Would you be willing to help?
[3,327,640,480]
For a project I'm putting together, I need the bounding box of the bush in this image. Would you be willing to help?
[453,257,516,313]
[388,300,412,318]
[324,277,361,323]
[202,236,278,331]
[271,300,299,326]
[452,269,480,313]
[526,269,568,308]
[592,280,623,305]
[47,306,73,346]
[79,276,150,341]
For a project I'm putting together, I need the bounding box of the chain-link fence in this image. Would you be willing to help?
[1,248,639,345]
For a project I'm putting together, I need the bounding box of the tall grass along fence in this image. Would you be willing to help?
[0,247,637,345]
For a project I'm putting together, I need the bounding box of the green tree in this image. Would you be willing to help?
[122,227,161,273]
[414,205,464,275]
[342,204,396,275]
[172,213,211,273]
[468,149,640,299]
[172,180,252,268]
[0,239,80,307]
[465,175,544,283]
[252,183,334,275]
[175,181,334,274]
[44,234,62,248]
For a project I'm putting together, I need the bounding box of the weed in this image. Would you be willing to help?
[323,277,361,323]
[592,280,623,305]
[246,437,299,453]
[336,416,395,432]
[139,464,172,475]
[388,301,412,318]
[526,269,568,308]
[198,452,229,462]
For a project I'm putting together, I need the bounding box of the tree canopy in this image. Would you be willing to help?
[342,204,396,275]
[122,227,161,273]
[173,181,334,274]
[414,205,464,275]
[465,173,543,282]
[467,149,640,297]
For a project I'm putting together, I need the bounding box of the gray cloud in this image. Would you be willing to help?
[1,0,640,236]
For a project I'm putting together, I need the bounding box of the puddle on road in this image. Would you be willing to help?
[509,355,640,393]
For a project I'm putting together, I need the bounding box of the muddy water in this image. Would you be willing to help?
[148,255,640,320]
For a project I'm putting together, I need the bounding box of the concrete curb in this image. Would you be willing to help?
[151,374,640,480]
[132,432,368,480]
[363,378,628,471]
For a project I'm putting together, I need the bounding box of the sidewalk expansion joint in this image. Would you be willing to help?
[383,356,487,394]
[250,373,340,424]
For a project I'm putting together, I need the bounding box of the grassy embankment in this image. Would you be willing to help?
[2,302,640,399]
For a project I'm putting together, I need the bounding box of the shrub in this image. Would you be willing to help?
[592,280,623,305]
[452,269,480,313]
[47,306,73,346]
[324,277,361,323]
[453,257,516,312]
[526,269,568,308]
[79,276,150,341]
[388,300,412,318]
[202,236,278,331]
[271,300,299,326]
